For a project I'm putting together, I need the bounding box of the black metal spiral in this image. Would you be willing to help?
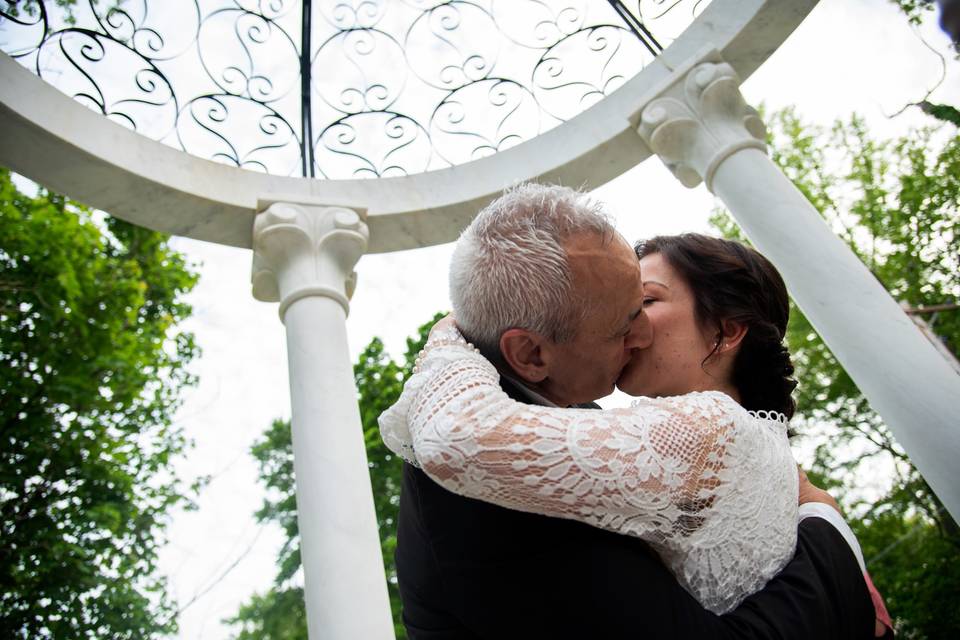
[0,0,709,178]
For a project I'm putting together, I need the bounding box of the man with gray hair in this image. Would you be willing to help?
[394,184,874,639]
[448,183,650,406]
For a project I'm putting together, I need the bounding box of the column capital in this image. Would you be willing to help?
[252,202,369,320]
[637,60,767,192]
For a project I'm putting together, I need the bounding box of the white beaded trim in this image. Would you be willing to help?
[413,339,480,375]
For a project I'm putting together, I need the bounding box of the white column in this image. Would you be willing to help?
[636,58,960,522]
[251,203,395,640]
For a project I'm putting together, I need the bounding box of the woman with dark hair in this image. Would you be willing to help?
[623,234,797,418]
[380,233,888,629]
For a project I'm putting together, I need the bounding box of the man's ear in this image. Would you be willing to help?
[716,319,748,354]
[499,329,549,383]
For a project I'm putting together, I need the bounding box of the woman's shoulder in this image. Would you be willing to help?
[629,389,742,415]
[629,390,790,432]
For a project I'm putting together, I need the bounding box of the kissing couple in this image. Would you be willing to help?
[380,184,893,639]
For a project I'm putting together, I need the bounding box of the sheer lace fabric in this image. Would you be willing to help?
[379,326,799,614]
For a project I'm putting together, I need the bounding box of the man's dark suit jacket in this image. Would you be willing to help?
[395,377,876,639]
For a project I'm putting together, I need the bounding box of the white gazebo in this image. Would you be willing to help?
[2,1,958,637]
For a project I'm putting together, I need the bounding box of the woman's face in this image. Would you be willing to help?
[617,252,722,397]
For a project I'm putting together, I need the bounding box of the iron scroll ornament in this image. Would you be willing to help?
[0,0,710,178]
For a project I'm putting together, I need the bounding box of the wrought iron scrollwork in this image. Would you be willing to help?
[429,78,539,166]
[404,2,500,91]
[312,27,406,114]
[533,25,650,121]
[316,111,432,179]
[0,0,712,178]
[39,28,178,138]
[177,93,301,174]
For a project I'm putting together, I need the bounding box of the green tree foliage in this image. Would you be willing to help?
[4,1,122,20]
[919,101,960,127]
[890,0,936,25]
[226,313,443,639]
[0,170,199,637]
[711,109,960,638]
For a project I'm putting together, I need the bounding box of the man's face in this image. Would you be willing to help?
[537,232,651,406]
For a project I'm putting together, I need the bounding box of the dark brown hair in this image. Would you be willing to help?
[635,233,798,419]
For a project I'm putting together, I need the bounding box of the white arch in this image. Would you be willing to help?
[0,0,817,253]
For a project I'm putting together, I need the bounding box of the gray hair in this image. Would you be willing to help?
[449,183,615,353]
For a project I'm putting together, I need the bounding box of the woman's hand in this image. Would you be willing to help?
[797,467,841,514]
[428,314,457,341]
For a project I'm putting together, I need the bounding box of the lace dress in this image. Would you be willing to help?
[379,326,799,614]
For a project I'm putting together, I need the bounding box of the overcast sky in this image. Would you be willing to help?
[145,1,960,637]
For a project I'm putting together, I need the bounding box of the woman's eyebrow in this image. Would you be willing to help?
[643,279,669,289]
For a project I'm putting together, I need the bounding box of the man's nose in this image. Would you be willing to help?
[625,312,653,350]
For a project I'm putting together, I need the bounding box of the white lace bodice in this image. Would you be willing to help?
[379,326,799,614]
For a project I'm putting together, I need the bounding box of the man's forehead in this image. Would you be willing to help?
[567,233,639,280]
[566,233,642,324]
[564,229,628,257]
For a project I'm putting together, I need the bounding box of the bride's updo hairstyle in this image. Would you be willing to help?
[635,234,798,419]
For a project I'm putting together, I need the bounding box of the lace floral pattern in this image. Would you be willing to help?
[379,325,799,614]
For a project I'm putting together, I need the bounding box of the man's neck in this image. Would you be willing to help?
[500,372,560,407]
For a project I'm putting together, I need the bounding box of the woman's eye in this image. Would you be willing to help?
[643,297,656,307]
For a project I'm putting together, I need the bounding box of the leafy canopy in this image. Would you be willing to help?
[0,169,199,638]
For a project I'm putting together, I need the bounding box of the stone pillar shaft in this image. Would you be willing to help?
[252,203,395,640]
[637,57,960,522]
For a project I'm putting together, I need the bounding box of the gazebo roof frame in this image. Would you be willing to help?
[0,0,816,253]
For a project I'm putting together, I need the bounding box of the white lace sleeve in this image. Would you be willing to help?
[378,323,478,466]
[379,327,799,614]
